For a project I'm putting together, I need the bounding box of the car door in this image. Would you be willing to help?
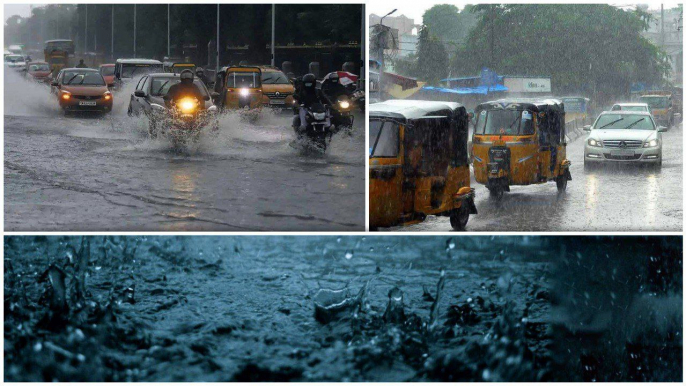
[139,76,154,115]
[130,76,147,114]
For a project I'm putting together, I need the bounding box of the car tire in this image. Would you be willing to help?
[449,204,469,231]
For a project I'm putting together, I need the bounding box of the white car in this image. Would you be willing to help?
[4,54,27,71]
[611,102,650,113]
[584,111,665,168]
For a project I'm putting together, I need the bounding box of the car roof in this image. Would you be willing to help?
[613,102,648,106]
[45,39,72,43]
[640,94,670,98]
[99,63,115,67]
[600,110,652,115]
[115,58,162,64]
[61,68,99,72]
[370,99,465,121]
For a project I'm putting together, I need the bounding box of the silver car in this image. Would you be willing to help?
[583,111,665,168]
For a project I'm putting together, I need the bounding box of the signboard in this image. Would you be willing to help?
[504,77,551,93]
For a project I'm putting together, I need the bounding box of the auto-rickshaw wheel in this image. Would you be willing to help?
[556,173,568,192]
[449,205,470,231]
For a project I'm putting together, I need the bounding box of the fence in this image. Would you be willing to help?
[565,117,588,143]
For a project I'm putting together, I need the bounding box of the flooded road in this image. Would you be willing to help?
[5,236,680,382]
[387,123,683,232]
[4,71,365,231]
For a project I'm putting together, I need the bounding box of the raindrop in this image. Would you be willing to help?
[345,250,353,260]
[337,237,341,243]
[369,247,374,252]
[446,238,456,250]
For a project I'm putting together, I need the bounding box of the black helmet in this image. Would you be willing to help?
[195,67,204,75]
[303,73,316,89]
[180,69,194,82]
[329,72,339,83]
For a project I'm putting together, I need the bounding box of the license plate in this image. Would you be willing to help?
[610,149,634,156]
[79,101,97,106]
[270,100,286,105]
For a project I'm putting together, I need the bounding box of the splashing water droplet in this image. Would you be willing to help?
[345,250,353,260]
[337,237,342,243]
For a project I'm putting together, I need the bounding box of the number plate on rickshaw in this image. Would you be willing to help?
[79,101,97,106]
[610,150,634,156]
[270,100,286,105]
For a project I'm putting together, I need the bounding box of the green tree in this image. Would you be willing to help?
[422,4,480,48]
[416,26,448,85]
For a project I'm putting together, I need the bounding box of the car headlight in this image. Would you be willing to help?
[61,91,71,100]
[239,88,250,97]
[587,138,602,147]
[643,139,659,148]
[178,98,198,114]
[103,91,112,101]
[338,100,350,109]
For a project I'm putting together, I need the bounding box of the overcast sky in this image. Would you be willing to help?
[369,1,682,26]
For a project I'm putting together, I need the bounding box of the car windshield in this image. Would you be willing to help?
[474,109,535,135]
[150,78,208,97]
[369,120,399,157]
[62,71,105,86]
[612,105,648,112]
[562,98,586,113]
[100,66,115,76]
[121,64,161,78]
[227,72,260,88]
[594,113,655,130]
[29,64,49,72]
[6,55,23,62]
[640,96,669,109]
[261,71,290,84]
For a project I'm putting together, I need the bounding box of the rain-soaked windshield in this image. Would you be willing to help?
[150,78,208,97]
[29,64,49,72]
[227,72,260,88]
[261,71,290,84]
[100,66,115,76]
[61,71,105,86]
[474,109,535,135]
[594,113,655,130]
[120,64,162,78]
[640,96,669,109]
[369,120,399,157]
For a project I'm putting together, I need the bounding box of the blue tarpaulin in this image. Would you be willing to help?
[422,84,508,95]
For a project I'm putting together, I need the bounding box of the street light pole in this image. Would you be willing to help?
[84,4,88,54]
[111,6,114,61]
[167,4,170,58]
[271,4,275,67]
[216,4,220,74]
[133,4,137,58]
[378,9,396,101]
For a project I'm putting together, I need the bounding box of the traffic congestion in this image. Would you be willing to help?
[4,4,366,231]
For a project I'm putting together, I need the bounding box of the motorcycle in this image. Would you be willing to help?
[329,94,355,133]
[148,96,219,147]
[292,102,333,152]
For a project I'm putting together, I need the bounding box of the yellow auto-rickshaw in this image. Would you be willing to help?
[167,62,196,74]
[471,98,571,199]
[215,66,263,110]
[369,100,477,230]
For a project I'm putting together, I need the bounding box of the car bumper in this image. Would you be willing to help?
[584,145,662,163]
[60,99,113,112]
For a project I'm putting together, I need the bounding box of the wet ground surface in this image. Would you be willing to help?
[5,236,681,382]
[4,71,365,231]
[386,123,683,232]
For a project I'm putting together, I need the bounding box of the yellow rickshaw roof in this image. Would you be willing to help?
[369,99,465,121]
[476,98,565,113]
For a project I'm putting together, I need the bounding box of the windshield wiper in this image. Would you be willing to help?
[597,117,624,130]
[623,118,645,130]
[155,80,170,95]
[65,74,80,85]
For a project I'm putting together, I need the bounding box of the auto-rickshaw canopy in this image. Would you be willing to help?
[474,98,566,145]
[217,66,262,89]
[370,99,464,122]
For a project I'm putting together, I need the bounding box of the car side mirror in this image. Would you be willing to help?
[134,90,146,97]
[658,126,667,132]
[51,81,59,87]
[583,125,592,131]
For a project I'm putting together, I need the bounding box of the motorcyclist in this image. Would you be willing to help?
[195,67,208,87]
[164,69,205,108]
[321,72,348,103]
[292,73,330,133]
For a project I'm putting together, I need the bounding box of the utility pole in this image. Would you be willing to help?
[84,4,88,54]
[379,9,397,102]
[133,5,137,58]
[216,4,220,74]
[661,3,665,49]
[111,6,114,61]
[271,4,275,66]
[167,4,170,58]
